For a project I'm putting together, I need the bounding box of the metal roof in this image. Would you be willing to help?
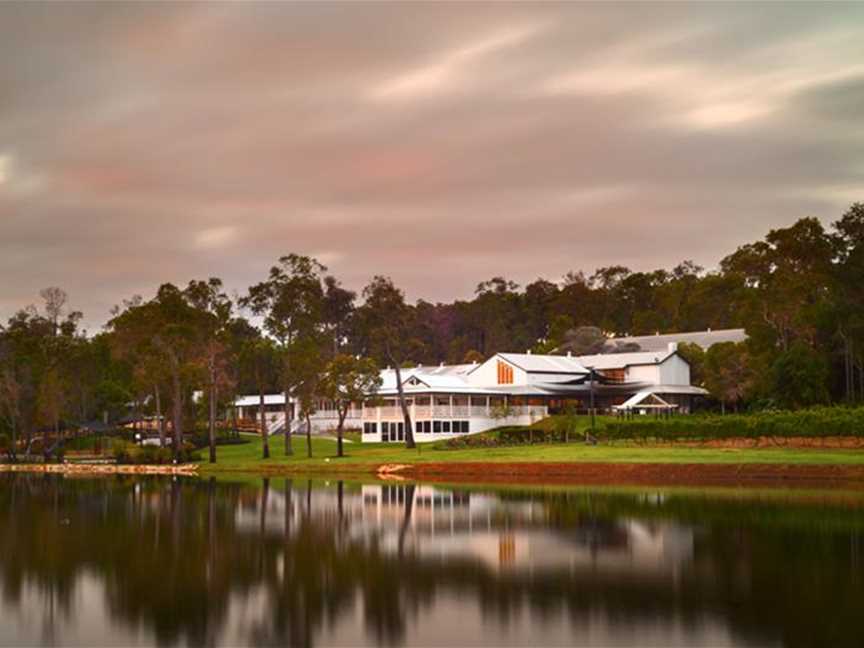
[575,350,675,369]
[497,353,589,374]
[608,328,747,353]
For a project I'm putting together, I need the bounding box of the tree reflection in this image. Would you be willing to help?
[1,474,864,647]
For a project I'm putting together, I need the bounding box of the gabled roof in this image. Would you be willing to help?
[575,350,675,370]
[496,353,589,374]
[616,391,675,409]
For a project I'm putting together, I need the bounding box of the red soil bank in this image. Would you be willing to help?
[395,461,864,489]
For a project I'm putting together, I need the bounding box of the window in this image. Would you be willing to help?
[457,420,469,433]
[416,421,423,434]
[433,421,442,433]
[497,360,514,384]
[381,422,389,442]
[423,421,432,433]
[442,421,451,433]
[363,422,378,435]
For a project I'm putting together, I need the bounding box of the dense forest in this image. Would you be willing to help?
[1,203,863,455]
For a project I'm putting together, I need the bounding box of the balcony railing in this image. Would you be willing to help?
[360,404,545,421]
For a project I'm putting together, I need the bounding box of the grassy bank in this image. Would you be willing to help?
[199,433,864,475]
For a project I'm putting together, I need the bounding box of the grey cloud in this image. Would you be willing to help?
[1,1,862,328]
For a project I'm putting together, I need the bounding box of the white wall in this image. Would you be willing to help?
[659,354,690,385]
[360,408,548,444]
[626,363,662,384]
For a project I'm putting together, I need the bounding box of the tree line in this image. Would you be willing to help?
[1,203,863,462]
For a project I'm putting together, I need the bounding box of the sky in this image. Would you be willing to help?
[1,2,862,329]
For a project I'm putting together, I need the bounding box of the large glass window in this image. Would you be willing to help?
[433,421,441,433]
[442,421,451,433]
[423,421,432,433]
[381,422,389,442]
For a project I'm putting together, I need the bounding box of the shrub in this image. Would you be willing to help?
[438,425,571,449]
[113,439,201,464]
[112,439,135,464]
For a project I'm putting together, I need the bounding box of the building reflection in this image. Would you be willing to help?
[1,475,863,648]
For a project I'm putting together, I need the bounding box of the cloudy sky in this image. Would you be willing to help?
[1,2,862,328]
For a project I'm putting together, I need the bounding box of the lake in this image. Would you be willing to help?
[0,474,862,647]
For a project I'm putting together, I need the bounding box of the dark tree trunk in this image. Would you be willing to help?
[208,377,217,464]
[305,412,312,458]
[392,361,415,449]
[171,368,183,461]
[154,386,165,448]
[9,416,17,463]
[283,384,293,456]
[259,386,269,460]
[336,405,348,457]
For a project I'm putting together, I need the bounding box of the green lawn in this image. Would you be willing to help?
[199,433,864,474]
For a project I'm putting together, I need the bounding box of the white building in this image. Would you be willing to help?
[233,344,706,444]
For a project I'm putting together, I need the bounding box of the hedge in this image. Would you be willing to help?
[112,440,201,464]
[439,425,574,449]
[603,407,864,442]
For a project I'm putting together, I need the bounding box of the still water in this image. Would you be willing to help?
[0,474,862,647]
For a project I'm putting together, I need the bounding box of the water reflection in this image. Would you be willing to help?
[1,474,863,647]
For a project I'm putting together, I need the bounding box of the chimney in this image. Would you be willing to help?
[566,351,572,357]
[668,342,678,352]
[526,349,532,355]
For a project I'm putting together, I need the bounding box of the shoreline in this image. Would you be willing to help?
[0,463,199,476]
[5,459,864,489]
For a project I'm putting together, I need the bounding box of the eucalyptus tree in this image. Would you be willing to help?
[0,290,83,461]
[223,316,260,438]
[0,337,21,461]
[243,255,326,456]
[238,334,280,460]
[832,203,864,402]
[183,278,234,463]
[321,354,381,457]
[291,337,325,458]
[322,275,356,355]
[356,276,417,448]
[109,285,212,460]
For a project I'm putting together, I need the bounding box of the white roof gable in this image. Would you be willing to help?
[575,350,675,370]
[496,353,588,374]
